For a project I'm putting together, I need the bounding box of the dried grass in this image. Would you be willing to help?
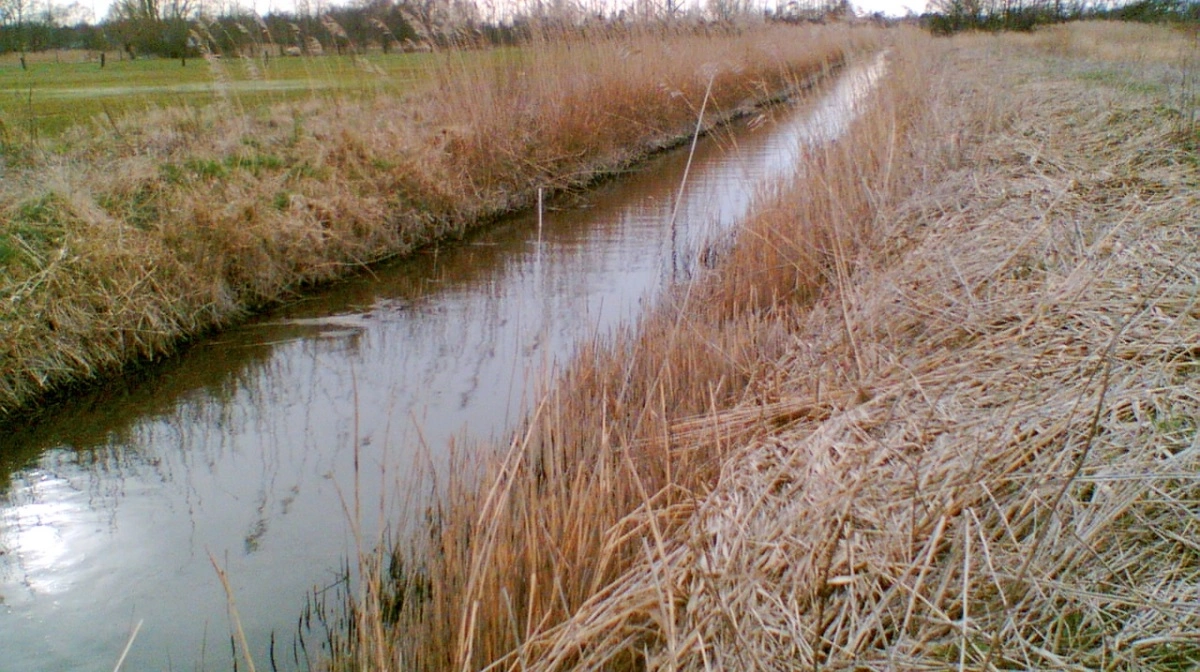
[351,23,1198,671]
[1022,20,1195,64]
[0,24,867,420]
[333,27,951,671]
[495,28,1200,670]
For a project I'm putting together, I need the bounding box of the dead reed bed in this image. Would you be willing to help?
[0,23,870,421]
[344,23,1198,670]
[334,27,968,670]
[1019,19,1200,140]
[1021,19,1196,64]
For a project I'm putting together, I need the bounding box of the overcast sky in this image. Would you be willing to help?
[852,0,923,14]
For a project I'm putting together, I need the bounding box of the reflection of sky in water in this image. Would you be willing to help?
[0,56,886,672]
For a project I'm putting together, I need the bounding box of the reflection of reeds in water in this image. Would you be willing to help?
[313,28,930,671]
[0,21,865,422]
[328,23,1200,671]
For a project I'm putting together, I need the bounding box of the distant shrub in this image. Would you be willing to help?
[926,0,1198,35]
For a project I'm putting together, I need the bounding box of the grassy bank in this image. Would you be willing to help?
[0,23,869,421]
[338,22,1199,670]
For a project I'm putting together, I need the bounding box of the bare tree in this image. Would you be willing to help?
[706,0,759,21]
[108,0,197,58]
[0,0,33,54]
[0,0,32,27]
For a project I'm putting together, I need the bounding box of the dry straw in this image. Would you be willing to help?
[511,27,1199,670]
[341,23,1198,671]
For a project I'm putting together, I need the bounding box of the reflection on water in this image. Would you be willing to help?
[0,56,885,671]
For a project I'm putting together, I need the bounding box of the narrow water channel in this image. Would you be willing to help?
[0,56,884,671]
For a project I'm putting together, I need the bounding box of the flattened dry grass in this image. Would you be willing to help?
[347,22,1198,671]
[0,23,868,420]
[536,31,1199,670]
[1019,20,1200,134]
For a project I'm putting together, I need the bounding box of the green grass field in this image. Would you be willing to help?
[0,50,439,139]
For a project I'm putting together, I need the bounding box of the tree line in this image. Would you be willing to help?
[0,0,867,61]
[0,0,532,60]
[925,0,1198,33]
[3,0,1196,60]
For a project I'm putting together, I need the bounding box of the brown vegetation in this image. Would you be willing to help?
[0,23,867,420]
[337,22,1199,670]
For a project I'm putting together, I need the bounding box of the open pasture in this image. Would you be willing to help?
[0,49,437,138]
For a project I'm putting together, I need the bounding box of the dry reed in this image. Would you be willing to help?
[0,23,870,421]
[341,22,1198,671]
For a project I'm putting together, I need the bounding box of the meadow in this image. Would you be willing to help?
[0,50,435,139]
[324,20,1200,671]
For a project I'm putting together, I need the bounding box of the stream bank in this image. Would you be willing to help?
[364,24,1200,671]
[0,55,890,671]
[0,25,874,422]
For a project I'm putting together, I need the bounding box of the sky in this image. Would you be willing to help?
[851,0,923,15]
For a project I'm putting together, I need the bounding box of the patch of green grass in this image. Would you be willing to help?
[1,193,73,272]
[1136,642,1200,670]
[228,153,285,175]
[183,157,229,180]
[0,50,434,139]
[1076,67,1167,97]
[1152,409,1197,447]
[161,152,285,183]
[160,163,186,185]
[99,184,162,231]
[288,160,327,180]
[1154,413,1195,434]
[17,195,61,226]
[1174,122,1200,158]
[0,237,20,269]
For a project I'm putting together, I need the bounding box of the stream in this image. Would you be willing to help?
[0,55,884,671]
